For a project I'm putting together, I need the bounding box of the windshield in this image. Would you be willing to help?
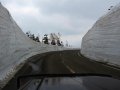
[19,76,120,90]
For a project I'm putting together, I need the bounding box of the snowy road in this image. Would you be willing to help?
[3,50,120,90]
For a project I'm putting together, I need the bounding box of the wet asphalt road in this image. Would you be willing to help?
[3,50,120,90]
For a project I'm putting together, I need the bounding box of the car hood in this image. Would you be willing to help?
[19,75,120,90]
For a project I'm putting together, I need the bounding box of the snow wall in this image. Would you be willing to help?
[81,3,120,67]
[0,3,74,88]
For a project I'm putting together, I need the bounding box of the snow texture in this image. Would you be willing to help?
[0,3,74,89]
[81,3,120,67]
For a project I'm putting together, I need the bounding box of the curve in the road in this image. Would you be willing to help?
[3,50,120,90]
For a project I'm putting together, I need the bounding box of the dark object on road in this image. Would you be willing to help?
[17,73,120,90]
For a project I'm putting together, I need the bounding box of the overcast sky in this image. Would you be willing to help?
[1,0,120,47]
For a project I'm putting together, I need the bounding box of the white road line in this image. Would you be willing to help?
[65,64,76,73]
[60,53,76,73]
[62,60,76,73]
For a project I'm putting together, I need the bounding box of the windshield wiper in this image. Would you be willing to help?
[36,77,44,90]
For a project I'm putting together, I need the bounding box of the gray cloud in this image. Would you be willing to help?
[2,0,120,47]
[35,0,120,19]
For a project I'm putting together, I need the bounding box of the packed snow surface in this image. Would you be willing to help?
[81,3,120,67]
[0,3,74,88]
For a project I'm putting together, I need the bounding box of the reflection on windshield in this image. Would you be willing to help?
[37,76,120,90]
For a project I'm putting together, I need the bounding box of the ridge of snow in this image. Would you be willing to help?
[81,2,120,67]
[0,3,75,89]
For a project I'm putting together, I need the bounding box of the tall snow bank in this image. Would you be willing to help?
[0,3,72,88]
[81,3,120,67]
